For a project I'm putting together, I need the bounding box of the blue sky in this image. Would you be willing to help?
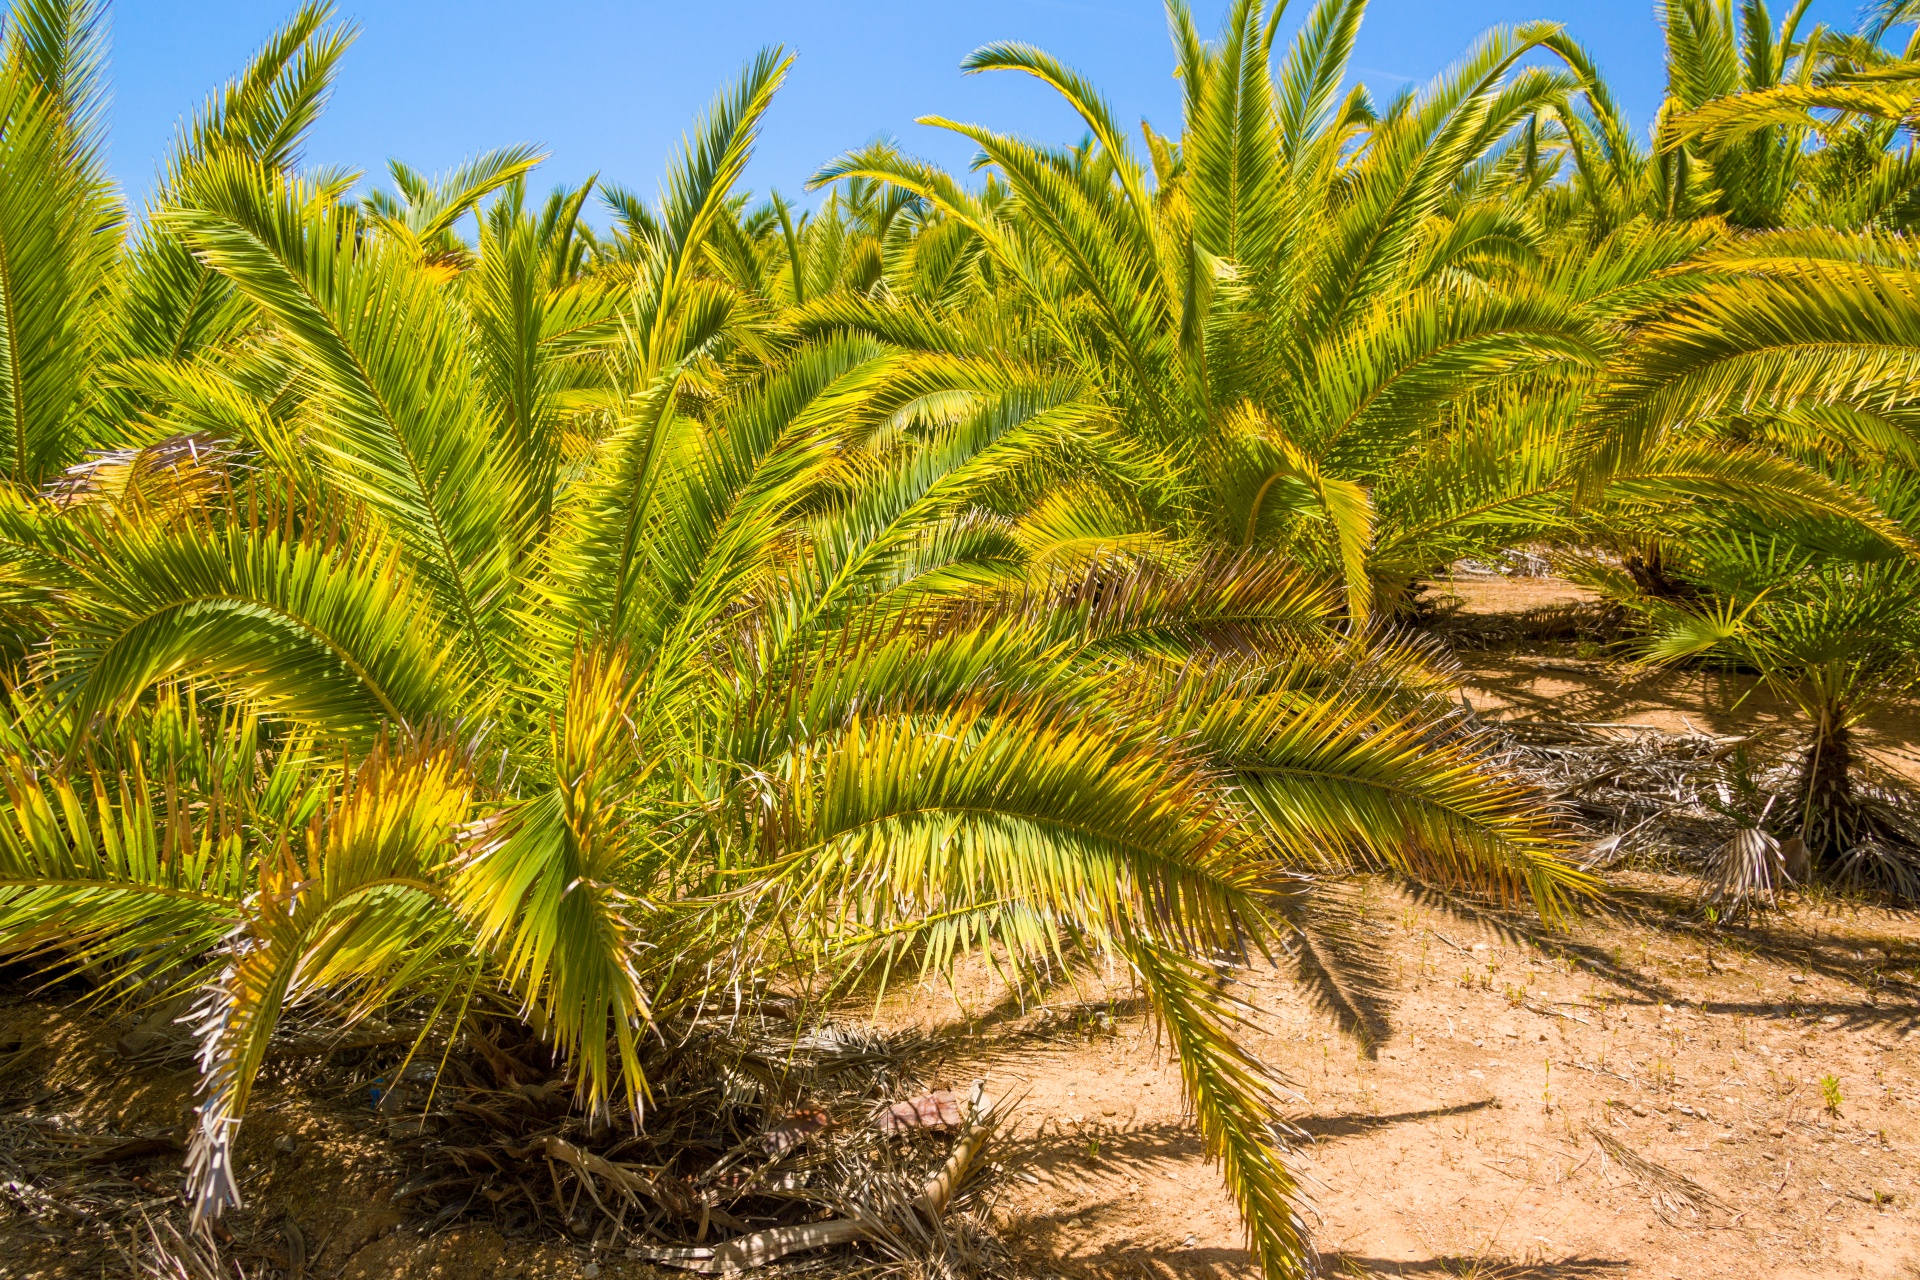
[108,0,1862,210]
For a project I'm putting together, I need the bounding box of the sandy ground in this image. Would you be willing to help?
[910,878,1919,1279]
[7,878,1915,1280]
[949,576,1920,1278]
[1430,574,1602,617]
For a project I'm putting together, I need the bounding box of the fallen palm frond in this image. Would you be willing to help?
[1700,825,1789,913]
[0,1095,222,1275]
[0,1003,1012,1278]
[1585,1124,1737,1227]
[631,1083,1000,1275]
[1829,836,1920,901]
[122,1214,249,1280]
[1487,717,1750,843]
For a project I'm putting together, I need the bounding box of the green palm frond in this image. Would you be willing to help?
[1184,0,1285,268]
[1028,550,1335,656]
[4,0,108,156]
[366,144,547,259]
[1583,256,1920,477]
[168,1,355,180]
[1607,440,1920,555]
[1370,394,1579,588]
[163,158,529,675]
[450,647,655,1117]
[751,682,1319,1276]
[541,331,865,657]
[961,41,1154,221]
[0,689,273,996]
[45,505,472,739]
[551,50,790,640]
[469,191,626,533]
[773,700,1262,957]
[0,17,121,488]
[1303,24,1568,334]
[186,735,474,1223]
[1670,76,1920,146]
[115,4,354,383]
[1125,936,1312,1279]
[1154,655,1589,913]
[1275,0,1368,166]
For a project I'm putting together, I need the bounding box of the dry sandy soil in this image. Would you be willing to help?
[932,878,1919,1280]
[3,576,1917,1280]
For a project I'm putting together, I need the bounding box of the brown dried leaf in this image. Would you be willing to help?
[874,1090,965,1134]
[82,1137,184,1165]
[759,1108,832,1156]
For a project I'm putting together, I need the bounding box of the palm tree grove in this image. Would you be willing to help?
[2,0,1919,1275]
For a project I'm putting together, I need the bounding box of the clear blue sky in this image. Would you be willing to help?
[108,0,1861,210]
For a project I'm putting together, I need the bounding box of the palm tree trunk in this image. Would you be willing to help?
[1622,545,1695,601]
[1796,710,1858,865]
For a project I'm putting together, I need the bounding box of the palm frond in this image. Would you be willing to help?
[45,505,472,741]
[186,735,474,1222]
[163,158,528,676]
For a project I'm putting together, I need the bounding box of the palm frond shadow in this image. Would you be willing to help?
[1280,884,1399,1058]
[1289,1098,1496,1141]
[1326,1255,1630,1279]
[1010,1102,1498,1182]
[1405,877,1917,1025]
[1402,881,1681,1005]
[858,996,1160,1092]
[1604,883,1920,1000]
[1689,1000,1917,1031]
[864,879,1437,1076]
[834,961,1157,1069]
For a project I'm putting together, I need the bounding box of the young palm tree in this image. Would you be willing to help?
[0,8,1585,1278]
[1573,224,1920,886]
[1610,513,1920,890]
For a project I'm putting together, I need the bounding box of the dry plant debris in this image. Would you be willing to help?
[1586,1123,1738,1227]
[380,1016,1010,1275]
[1483,715,1920,907]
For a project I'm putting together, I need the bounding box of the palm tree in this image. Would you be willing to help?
[810,0,1621,622]
[1612,509,1920,891]
[1530,0,1920,236]
[0,7,1584,1278]
[1660,1,1920,231]
[1653,0,1823,229]
[806,0,1890,630]
[1572,224,1920,886]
